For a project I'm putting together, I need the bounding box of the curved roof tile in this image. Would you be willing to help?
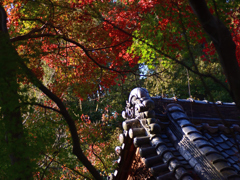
[110,88,240,180]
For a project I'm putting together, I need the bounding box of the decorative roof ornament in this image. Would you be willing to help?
[110,88,240,180]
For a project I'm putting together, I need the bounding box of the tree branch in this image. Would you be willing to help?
[0,6,7,33]
[20,61,103,180]
[61,36,135,74]
[9,19,166,79]
[91,144,108,172]
[10,9,232,97]
[10,33,56,43]
[103,18,231,95]
[43,153,92,180]
[28,103,61,114]
[85,38,131,51]
[188,0,240,109]
[40,153,57,180]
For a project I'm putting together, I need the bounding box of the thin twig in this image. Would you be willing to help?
[86,38,131,51]
[40,152,58,180]
[43,153,92,180]
[28,103,61,114]
[91,144,108,172]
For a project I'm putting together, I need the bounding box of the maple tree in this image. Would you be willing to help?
[126,0,240,103]
[1,0,142,179]
[1,0,240,179]
[7,0,140,97]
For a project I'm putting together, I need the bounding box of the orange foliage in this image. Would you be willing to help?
[3,0,140,100]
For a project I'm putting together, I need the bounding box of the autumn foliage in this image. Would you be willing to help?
[4,0,240,98]
[4,0,141,100]
[1,0,240,179]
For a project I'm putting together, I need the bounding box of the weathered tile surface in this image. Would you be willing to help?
[110,88,240,180]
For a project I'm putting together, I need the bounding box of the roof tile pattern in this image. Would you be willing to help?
[166,103,240,180]
[110,88,240,180]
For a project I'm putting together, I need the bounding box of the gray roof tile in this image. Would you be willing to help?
[220,133,229,141]
[170,111,189,121]
[209,139,218,146]
[218,142,231,150]
[160,134,168,139]
[233,164,240,171]
[229,137,236,144]
[221,168,239,179]
[150,163,169,176]
[167,105,184,113]
[177,119,193,127]
[225,149,236,156]
[216,145,224,152]
[227,158,235,164]
[199,146,218,155]
[179,160,188,164]
[149,123,161,134]
[182,126,199,135]
[232,124,240,132]
[203,132,212,139]
[228,174,240,180]
[188,132,206,141]
[114,88,240,180]
[189,157,198,167]
[155,171,176,180]
[222,152,229,158]
[140,146,156,157]
[213,161,232,172]
[230,156,239,162]
[212,136,224,143]
[205,152,225,163]
[180,149,192,161]
[194,139,213,148]
[168,159,181,171]
[175,166,193,179]
[232,146,238,153]
[133,136,150,147]
[226,140,234,147]
[204,124,219,133]
[151,136,165,147]
[156,145,169,157]
[144,155,162,168]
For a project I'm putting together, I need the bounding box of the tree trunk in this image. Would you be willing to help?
[0,7,33,180]
[0,6,102,180]
[188,0,240,109]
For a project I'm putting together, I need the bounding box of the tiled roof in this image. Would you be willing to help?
[109,87,240,180]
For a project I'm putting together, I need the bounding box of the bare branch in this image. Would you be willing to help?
[61,36,135,74]
[86,38,131,51]
[28,103,61,114]
[10,33,56,43]
[43,153,92,180]
[40,153,57,180]
[91,144,108,172]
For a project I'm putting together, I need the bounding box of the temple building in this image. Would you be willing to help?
[109,87,240,180]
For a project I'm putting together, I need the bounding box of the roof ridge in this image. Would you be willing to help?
[152,96,236,106]
[166,103,240,180]
[110,88,240,180]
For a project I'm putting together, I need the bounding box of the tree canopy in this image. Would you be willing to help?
[1,0,240,179]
